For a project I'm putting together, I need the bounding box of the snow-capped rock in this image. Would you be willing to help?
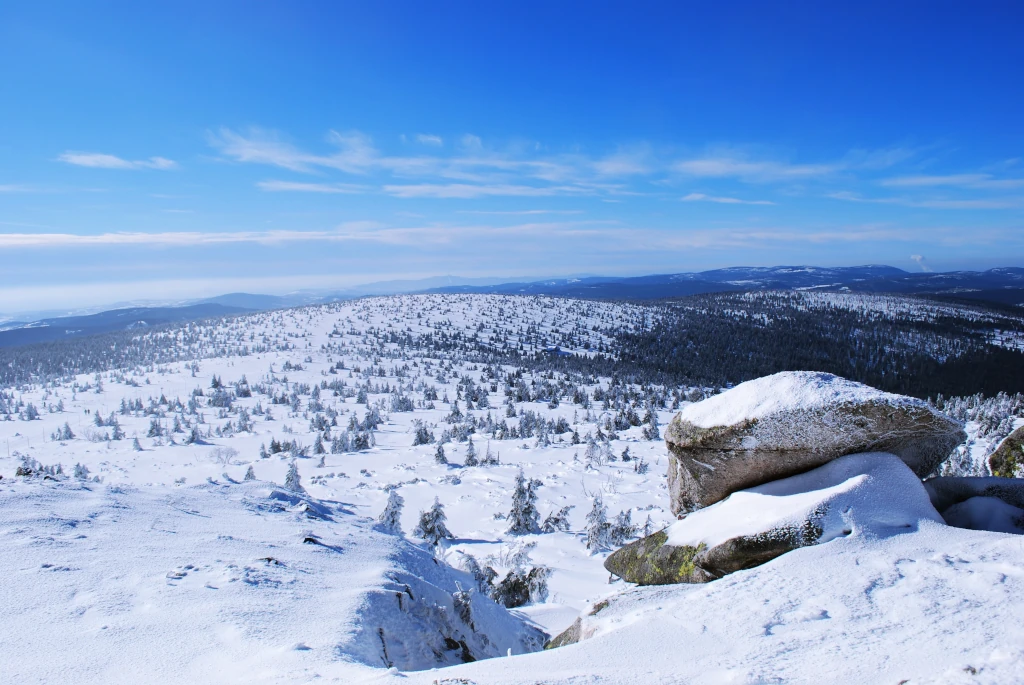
[603,452,942,586]
[665,371,965,513]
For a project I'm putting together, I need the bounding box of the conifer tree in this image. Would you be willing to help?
[585,496,611,554]
[378,489,405,534]
[285,460,304,492]
[463,437,479,467]
[507,469,541,535]
[413,497,453,544]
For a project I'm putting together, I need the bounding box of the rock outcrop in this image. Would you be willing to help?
[665,371,964,513]
[988,426,1024,478]
[606,452,943,585]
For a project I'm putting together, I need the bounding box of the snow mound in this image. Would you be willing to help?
[0,479,543,683]
[942,497,1024,535]
[382,522,1024,685]
[666,452,943,549]
[679,371,922,429]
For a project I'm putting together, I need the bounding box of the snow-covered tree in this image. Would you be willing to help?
[507,469,541,535]
[541,505,574,533]
[244,464,256,481]
[434,443,448,465]
[609,509,638,545]
[285,460,304,492]
[378,489,405,534]
[463,437,479,467]
[413,497,453,544]
[585,496,611,554]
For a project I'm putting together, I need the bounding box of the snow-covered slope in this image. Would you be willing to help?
[0,479,543,683]
[0,293,1022,683]
[376,521,1024,685]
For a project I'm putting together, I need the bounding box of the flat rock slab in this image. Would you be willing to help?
[666,371,964,513]
[606,452,943,585]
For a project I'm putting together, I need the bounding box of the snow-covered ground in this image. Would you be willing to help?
[1,293,1022,683]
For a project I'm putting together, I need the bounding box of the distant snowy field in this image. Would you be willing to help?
[1,294,1022,684]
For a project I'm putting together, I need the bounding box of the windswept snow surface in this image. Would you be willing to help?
[373,521,1024,685]
[0,480,543,683]
[1,294,1022,683]
[678,371,921,429]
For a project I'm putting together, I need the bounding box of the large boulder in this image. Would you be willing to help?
[988,425,1024,478]
[606,452,943,585]
[665,371,964,513]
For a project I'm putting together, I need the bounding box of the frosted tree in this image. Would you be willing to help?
[132,437,143,452]
[585,496,611,554]
[584,434,601,467]
[463,437,479,467]
[609,509,638,545]
[244,464,256,481]
[413,497,453,544]
[285,460,304,492]
[482,441,500,466]
[541,505,574,533]
[378,489,405,534]
[507,469,542,535]
[434,443,448,465]
[641,407,660,441]
[73,463,90,479]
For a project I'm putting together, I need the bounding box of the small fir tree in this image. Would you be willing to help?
[378,489,405,534]
[413,497,453,544]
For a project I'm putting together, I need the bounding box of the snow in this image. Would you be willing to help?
[942,496,1024,535]
[0,293,1021,684]
[0,478,543,683]
[678,371,919,429]
[665,452,943,549]
[377,521,1024,685]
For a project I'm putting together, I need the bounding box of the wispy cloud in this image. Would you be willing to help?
[0,184,37,193]
[457,209,585,215]
[58,152,177,170]
[382,183,589,199]
[673,157,838,181]
[880,173,1024,190]
[828,191,1023,209]
[257,180,371,194]
[0,220,607,249]
[672,146,918,183]
[681,192,775,205]
[416,134,443,146]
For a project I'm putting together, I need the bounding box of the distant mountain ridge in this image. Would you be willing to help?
[1,266,1022,348]
[424,266,1024,303]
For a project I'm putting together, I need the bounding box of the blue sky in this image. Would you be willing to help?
[2,1,1023,311]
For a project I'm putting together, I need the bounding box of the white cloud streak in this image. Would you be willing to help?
[828,191,1023,210]
[256,180,371,194]
[681,192,775,205]
[58,152,178,170]
[880,173,1024,190]
[416,134,443,146]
